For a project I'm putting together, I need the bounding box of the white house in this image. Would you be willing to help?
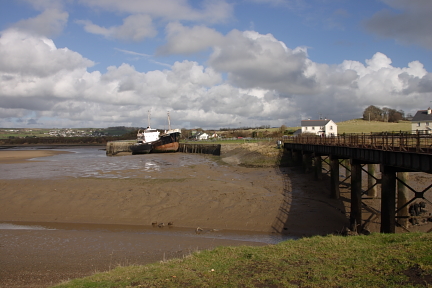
[411,107,432,133]
[301,119,337,136]
[196,132,209,140]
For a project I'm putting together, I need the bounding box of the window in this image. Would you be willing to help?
[312,127,315,130]
[330,126,333,130]
[418,122,421,127]
[305,127,308,130]
[427,122,430,126]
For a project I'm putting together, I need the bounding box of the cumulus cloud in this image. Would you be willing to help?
[0,30,93,78]
[76,14,157,42]
[209,30,321,95]
[158,23,225,55]
[12,8,68,37]
[1,28,432,129]
[364,0,432,49]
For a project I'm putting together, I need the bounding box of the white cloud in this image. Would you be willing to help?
[1,28,432,129]
[158,22,225,55]
[209,30,320,95]
[76,14,157,42]
[364,0,432,49]
[12,8,68,37]
[0,30,93,78]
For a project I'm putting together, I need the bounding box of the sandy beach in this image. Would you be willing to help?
[1,147,430,287]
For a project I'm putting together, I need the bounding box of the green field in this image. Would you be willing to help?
[54,233,432,288]
[336,119,411,134]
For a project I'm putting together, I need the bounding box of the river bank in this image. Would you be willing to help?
[0,145,350,287]
[4,143,431,287]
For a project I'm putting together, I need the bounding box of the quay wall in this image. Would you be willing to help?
[106,140,135,155]
[178,143,221,155]
[106,141,221,156]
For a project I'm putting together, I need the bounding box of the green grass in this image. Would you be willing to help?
[53,233,432,288]
[336,119,411,134]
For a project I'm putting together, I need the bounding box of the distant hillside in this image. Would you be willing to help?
[336,119,411,134]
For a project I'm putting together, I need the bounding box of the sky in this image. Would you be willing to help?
[0,0,431,129]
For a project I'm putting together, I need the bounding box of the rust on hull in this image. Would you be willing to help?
[152,142,179,153]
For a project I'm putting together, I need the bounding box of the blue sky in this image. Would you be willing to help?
[0,0,431,129]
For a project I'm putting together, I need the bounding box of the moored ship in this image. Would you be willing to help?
[130,111,181,154]
[152,112,181,152]
[130,127,159,154]
[152,128,181,152]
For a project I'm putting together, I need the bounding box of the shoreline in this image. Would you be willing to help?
[0,149,72,164]
[2,146,431,287]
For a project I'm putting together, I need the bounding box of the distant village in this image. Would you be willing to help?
[1,105,431,142]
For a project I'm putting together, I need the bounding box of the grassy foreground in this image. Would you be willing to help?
[54,233,432,288]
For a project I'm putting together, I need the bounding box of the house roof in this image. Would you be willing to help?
[301,119,332,127]
[412,109,432,122]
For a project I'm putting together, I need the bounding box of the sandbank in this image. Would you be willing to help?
[0,150,70,164]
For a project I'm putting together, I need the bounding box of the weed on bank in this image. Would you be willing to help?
[54,233,432,288]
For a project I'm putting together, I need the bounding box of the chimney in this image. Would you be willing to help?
[428,107,432,115]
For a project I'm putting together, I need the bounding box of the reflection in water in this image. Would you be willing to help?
[0,147,214,180]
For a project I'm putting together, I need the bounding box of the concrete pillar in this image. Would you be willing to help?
[381,166,396,233]
[314,154,323,180]
[344,159,351,178]
[397,172,410,228]
[350,160,362,232]
[367,164,378,198]
[329,155,340,199]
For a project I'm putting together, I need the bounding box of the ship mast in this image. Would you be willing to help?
[147,110,151,128]
[167,111,171,130]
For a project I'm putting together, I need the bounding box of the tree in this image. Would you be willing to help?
[363,105,383,121]
[387,109,403,122]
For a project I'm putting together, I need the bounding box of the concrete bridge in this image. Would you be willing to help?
[284,132,432,233]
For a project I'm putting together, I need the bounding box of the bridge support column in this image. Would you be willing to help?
[344,159,351,178]
[381,165,396,233]
[367,164,378,198]
[397,172,410,228]
[302,153,312,173]
[329,155,340,199]
[350,160,362,231]
[292,150,302,166]
[314,154,323,180]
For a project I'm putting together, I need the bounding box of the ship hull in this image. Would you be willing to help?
[152,132,180,153]
[130,142,152,154]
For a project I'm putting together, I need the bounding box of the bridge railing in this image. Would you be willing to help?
[284,132,432,154]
